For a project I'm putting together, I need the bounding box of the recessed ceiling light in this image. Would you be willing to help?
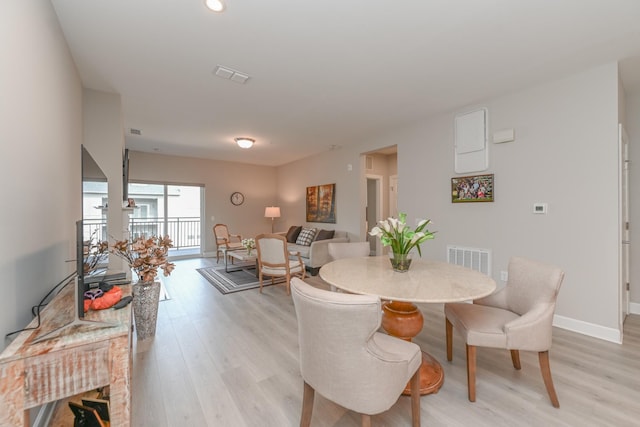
[235,137,254,149]
[205,0,225,12]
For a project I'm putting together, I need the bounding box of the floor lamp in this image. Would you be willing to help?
[265,206,281,233]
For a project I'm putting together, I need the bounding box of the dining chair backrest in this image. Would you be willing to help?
[290,277,421,419]
[213,224,231,242]
[502,256,565,316]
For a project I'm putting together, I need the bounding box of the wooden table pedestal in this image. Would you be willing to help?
[381,300,444,395]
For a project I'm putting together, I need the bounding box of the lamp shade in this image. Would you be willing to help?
[265,206,281,218]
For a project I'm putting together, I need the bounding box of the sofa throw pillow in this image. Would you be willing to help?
[285,225,303,243]
[296,227,317,246]
[315,229,335,241]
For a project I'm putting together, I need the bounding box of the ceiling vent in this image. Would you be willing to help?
[214,65,250,84]
[130,128,142,135]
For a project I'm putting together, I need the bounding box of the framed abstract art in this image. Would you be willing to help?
[306,183,336,223]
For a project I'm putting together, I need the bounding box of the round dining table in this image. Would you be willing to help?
[319,255,496,395]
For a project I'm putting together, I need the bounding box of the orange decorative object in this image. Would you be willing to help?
[381,301,424,339]
[84,286,123,312]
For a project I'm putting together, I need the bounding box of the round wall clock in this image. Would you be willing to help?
[230,191,245,206]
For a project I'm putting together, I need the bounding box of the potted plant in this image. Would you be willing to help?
[369,213,436,272]
[241,237,256,256]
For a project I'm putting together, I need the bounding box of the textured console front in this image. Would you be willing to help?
[23,342,109,408]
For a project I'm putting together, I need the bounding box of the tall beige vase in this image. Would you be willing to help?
[132,280,161,340]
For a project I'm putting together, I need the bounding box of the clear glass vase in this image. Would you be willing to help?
[390,252,412,272]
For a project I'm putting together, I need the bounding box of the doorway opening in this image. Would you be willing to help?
[362,145,398,255]
[366,175,383,255]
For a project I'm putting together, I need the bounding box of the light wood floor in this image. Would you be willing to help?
[131,258,640,426]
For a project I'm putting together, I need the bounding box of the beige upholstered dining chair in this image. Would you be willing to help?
[444,256,565,407]
[290,278,421,427]
[304,241,370,291]
[213,223,243,263]
[255,233,305,295]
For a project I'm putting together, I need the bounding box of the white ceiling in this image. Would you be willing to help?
[51,0,640,167]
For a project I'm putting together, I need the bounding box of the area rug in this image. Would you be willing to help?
[197,263,285,295]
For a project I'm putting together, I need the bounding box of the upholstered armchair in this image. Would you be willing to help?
[213,223,243,263]
[255,233,305,295]
[444,256,565,407]
[290,278,421,427]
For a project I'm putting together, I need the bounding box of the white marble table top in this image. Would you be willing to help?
[319,255,496,303]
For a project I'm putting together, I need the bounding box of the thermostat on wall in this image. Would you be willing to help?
[533,203,548,214]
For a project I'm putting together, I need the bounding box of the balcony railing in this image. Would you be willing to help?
[83,217,201,250]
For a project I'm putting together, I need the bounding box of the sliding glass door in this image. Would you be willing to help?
[127,182,203,254]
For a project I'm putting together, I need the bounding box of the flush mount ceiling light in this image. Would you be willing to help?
[235,137,254,149]
[205,0,226,12]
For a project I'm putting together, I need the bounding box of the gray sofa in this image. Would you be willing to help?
[281,229,349,274]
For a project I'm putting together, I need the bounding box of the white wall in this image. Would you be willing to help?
[83,89,127,271]
[0,1,82,349]
[277,148,364,241]
[400,63,621,339]
[128,151,277,254]
[277,63,623,341]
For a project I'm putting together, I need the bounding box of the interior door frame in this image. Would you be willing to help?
[366,174,383,256]
[619,123,630,335]
[389,174,398,219]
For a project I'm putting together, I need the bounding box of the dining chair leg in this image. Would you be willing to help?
[538,351,560,408]
[361,414,371,427]
[466,344,476,402]
[259,271,264,293]
[410,369,421,427]
[446,318,453,361]
[300,381,314,427]
[286,273,291,295]
[510,349,521,370]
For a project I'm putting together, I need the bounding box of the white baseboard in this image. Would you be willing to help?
[202,251,217,258]
[630,302,640,315]
[553,314,622,344]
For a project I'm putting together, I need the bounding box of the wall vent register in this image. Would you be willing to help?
[447,245,491,276]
